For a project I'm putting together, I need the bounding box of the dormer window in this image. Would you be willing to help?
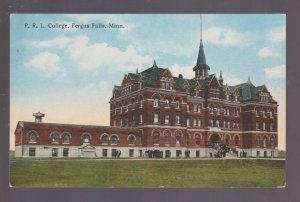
[166,82,170,89]
[161,77,173,90]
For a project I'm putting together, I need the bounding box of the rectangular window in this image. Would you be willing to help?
[103,149,108,157]
[257,151,260,157]
[52,148,58,157]
[129,149,134,157]
[165,150,171,158]
[270,123,273,131]
[112,149,117,157]
[187,118,190,127]
[176,150,182,158]
[175,115,180,125]
[113,120,116,126]
[193,119,196,127]
[154,113,159,123]
[29,148,36,157]
[186,104,190,112]
[256,122,259,130]
[63,148,69,157]
[196,150,200,158]
[165,114,169,124]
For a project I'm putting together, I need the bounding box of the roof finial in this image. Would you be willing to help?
[200,14,203,42]
[248,76,251,83]
[136,67,139,74]
[219,70,223,80]
[153,60,158,68]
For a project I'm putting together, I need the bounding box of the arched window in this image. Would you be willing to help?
[111,135,118,145]
[263,136,268,147]
[62,133,70,144]
[195,134,200,146]
[225,135,230,146]
[164,132,170,145]
[216,120,220,127]
[101,134,108,144]
[129,135,135,145]
[164,99,170,108]
[234,136,239,147]
[270,136,275,148]
[83,134,90,143]
[175,100,180,109]
[153,132,159,145]
[29,131,37,143]
[51,132,59,144]
[175,132,181,146]
[153,98,159,107]
[256,136,260,147]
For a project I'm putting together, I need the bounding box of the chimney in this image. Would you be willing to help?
[33,112,45,123]
[178,74,183,79]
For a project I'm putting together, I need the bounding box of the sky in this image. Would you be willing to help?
[10,14,286,150]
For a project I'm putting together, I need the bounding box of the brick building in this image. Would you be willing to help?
[14,40,278,158]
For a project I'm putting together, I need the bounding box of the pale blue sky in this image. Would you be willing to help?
[10,14,286,150]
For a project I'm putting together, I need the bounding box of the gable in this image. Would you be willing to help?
[209,75,221,88]
[121,74,133,86]
[161,68,173,79]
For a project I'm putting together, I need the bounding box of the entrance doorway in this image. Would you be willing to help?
[210,134,221,145]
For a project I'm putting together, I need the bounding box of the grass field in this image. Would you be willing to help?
[10,158,285,188]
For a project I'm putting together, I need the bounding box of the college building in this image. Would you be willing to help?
[14,39,278,158]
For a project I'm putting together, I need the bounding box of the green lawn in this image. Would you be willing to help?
[10,159,285,188]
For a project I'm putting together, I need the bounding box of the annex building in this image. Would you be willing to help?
[14,40,278,158]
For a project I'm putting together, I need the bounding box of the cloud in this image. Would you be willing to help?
[264,64,285,79]
[28,36,72,49]
[25,52,62,77]
[66,35,153,72]
[258,47,280,58]
[269,25,286,43]
[222,73,245,86]
[203,26,253,47]
[168,64,194,79]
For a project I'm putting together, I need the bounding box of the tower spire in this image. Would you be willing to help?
[193,14,210,80]
[200,14,202,42]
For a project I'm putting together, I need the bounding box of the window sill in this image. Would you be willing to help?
[102,143,108,146]
[29,142,37,144]
[62,143,70,145]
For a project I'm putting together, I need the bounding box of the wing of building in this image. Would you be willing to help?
[14,40,278,158]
